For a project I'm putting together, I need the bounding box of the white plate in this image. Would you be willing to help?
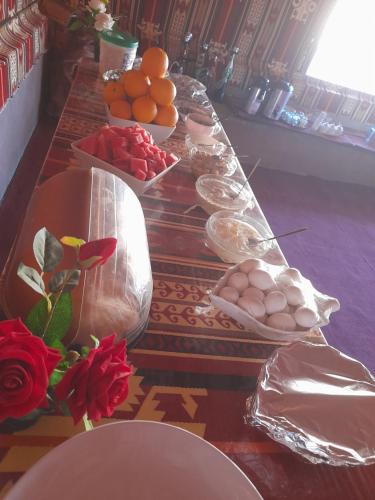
[71,141,179,196]
[106,106,175,143]
[5,421,263,500]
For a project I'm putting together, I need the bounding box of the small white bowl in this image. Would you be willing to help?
[184,112,221,138]
[106,107,175,144]
[71,141,179,196]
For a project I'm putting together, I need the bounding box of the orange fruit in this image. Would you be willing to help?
[154,104,178,127]
[103,81,125,104]
[110,100,132,119]
[121,70,149,98]
[150,78,176,106]
[141,47,169,78]
[132,96,158,123]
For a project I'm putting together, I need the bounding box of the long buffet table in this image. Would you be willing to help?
[1,59,374,500]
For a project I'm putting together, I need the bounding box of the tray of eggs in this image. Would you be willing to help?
[210,258,340,341]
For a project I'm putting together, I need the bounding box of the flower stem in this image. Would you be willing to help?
[42,270,74,339]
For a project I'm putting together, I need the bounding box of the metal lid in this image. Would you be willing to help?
[101,30,138,49]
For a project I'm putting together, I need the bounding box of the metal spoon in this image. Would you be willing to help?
[248,227,308,247]
[230,158,261,199]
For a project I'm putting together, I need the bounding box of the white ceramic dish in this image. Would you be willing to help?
[5,421,263,500]
[106,106,175,143]
[211,260,340,342]
[71,141,179,196]
[185,112,221,137]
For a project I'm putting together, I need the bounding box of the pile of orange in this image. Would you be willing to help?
[103,47,178,127]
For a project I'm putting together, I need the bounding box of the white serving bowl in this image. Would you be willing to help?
[106,106,175,143]
[71,140,179,196]
[184,112,221,138]
[210,260,340,342]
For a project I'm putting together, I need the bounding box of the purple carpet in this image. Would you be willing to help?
[249,168,375,374]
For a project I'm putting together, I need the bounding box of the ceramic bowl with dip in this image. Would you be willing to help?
[185,112,221,138]
[196,174,252,215]
[206,210,273,263]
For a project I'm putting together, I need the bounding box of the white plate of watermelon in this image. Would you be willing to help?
[72,124,180,195]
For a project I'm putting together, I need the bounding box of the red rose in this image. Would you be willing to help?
[0,319,61,421]
[55,335,132,423]
[78,237,117,270]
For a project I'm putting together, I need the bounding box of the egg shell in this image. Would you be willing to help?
[266,312,296,331]
[239,259,262,274]
[285,285,305,307]
[294,306,319,328]
[237,296,265,319]
[248,269,275,291]
[219,286,239,303]
[241,287,265,301]
[264,291,287,315]
[227,272,249,293]
[283,268,302,282]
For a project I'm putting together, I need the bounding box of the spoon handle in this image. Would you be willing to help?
[262,227,308,243]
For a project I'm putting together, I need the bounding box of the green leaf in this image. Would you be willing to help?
[69,19,83,31]
[50,339,67,357]
[44,293,73,346]
[17,262,45,296]
[33,227,64,273]
[49,369,66,386]
[48,269,81,294]
[25,296,49,337]
[81,346,90,358]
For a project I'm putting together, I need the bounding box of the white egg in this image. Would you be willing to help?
[219,286,239,303]
[284,285,305,306]
[264,291,287,314]
[285,268,302,281]
[241,287,265,301]
[266,312,297,331]
[227,272,249,293]
[237,296,265,319]
[294,306,319,328]
[248,269,275,291]
[239,259,262,274]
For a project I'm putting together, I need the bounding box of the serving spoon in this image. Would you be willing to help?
[248,227,308,247]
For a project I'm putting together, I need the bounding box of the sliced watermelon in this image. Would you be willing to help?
[134,169,147,180]
[113,159,131,172]
[146,170,156,180]
[110,135,129,150]
[166,153,179,167]
[78,134,98,156]
[113,147,131,162]
[154,158,167,173]
[97,134,111,162]
[130,158,148,174]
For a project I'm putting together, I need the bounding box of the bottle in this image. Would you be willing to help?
[212,47,239,102]
[244,76,269,115]
[195,42,209,84]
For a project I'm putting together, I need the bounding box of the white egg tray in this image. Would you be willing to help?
[210,259,340,342]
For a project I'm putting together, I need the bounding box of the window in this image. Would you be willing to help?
[306,0,375,95]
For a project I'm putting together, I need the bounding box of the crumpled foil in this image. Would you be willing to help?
[245,341,375,466]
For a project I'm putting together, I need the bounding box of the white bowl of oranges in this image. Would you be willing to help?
[103,47,178,143]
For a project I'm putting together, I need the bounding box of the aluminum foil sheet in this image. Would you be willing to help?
[246,341,375,466]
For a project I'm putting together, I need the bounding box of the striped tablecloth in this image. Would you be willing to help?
[1,59,374,500]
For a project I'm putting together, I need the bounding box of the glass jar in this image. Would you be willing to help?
[186,135,237,178]
[99,30,138,75]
